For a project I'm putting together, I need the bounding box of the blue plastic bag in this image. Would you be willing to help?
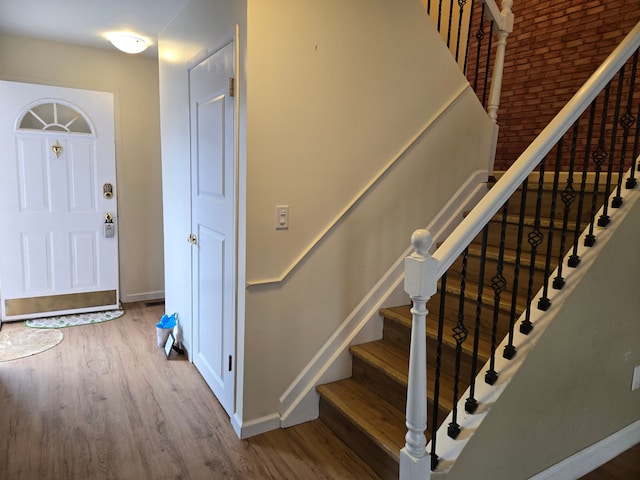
[156,312,177,329]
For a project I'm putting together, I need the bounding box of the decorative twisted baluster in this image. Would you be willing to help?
[554,121,579,288]
[618,51,638,195]
[401,230,437,480]
[454,0,468,65]
[471,3,486,91]
[466,224,489,414]
[521,159,546,334]
[626,51,640,190]
[487,201,508,382]
[448,247,469,439]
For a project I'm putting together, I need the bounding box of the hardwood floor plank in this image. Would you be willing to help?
[0,302,379,480]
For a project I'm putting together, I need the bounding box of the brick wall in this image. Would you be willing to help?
[490,0,640,171]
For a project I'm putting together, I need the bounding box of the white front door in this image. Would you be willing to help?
[0,81,119,321]
[189,42,236,416]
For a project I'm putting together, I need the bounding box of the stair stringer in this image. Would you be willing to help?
[279,170,491,428]
[430,177,640,479]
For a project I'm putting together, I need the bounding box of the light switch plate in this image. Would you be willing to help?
[276,205,289,230]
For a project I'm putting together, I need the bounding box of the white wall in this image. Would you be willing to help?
[0,33,164,304]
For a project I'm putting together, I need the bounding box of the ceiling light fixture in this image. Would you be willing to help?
[107,33,148,54]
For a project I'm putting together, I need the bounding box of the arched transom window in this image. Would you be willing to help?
[17,101,93,134]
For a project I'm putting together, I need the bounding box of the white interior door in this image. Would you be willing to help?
[189,42,236,416]
[0,81,119,321]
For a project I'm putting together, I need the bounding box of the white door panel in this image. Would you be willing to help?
[190,42,236,417]
[0,81,119,321]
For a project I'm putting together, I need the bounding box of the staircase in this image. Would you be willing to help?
[316,175,602,479]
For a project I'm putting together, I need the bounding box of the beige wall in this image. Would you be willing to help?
[159,0,495,434]
[243,0,493,423]
[0,33,165,303]
[443,189,640,479]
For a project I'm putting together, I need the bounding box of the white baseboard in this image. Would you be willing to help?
[529,419,640,480]
[121,290,165,304]
[232,412,281,439]
[278,170,490,428]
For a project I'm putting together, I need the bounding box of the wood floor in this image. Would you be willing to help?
[0,302,379,480]
[578,442,640,480]
[1,301,637,480]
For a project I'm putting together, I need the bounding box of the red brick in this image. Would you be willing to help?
[482,0,640,171]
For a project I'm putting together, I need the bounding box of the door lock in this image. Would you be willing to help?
[103,183,114,199]
[104,213,115,238]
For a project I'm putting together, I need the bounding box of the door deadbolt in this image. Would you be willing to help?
[103,183,114,199]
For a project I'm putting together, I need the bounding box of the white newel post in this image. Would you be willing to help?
[400,229,438,480]
[487,0,514,123]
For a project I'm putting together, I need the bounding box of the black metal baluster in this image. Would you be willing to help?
[465,224,489,414]
[585,83,611,247]
[482,20,494,109]
[618,52,638,195]
[626,53,640,190]
[631,100,640,187]
[504,178,528,359]
[554,120,580,288]
[446,0,454,48]
[538,141,563,311]
[448,247,469,439]
[569,101,598,266]
[437,0,444,35]
[430,271,447,471]
[427,0,432,15]
[521,158,547,334]
[598,67,625,225]
[454,0,468,64]
[462,0,475,75]
[471,3,486,94]
[487,201,508,383]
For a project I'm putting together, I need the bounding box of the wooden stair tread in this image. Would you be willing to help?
[317,378,407,461]
[500,214,578,231]
[380,305,499,363]
[350,340,457,412]
[443,281,525,315]
[466,244,549,271]
[317,171,590,478]
[492,171,613,192]
[350,341,409,386]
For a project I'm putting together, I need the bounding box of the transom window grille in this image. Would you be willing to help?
[18,101,93,134]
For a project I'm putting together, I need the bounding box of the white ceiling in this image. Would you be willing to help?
[0,0,191,57]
